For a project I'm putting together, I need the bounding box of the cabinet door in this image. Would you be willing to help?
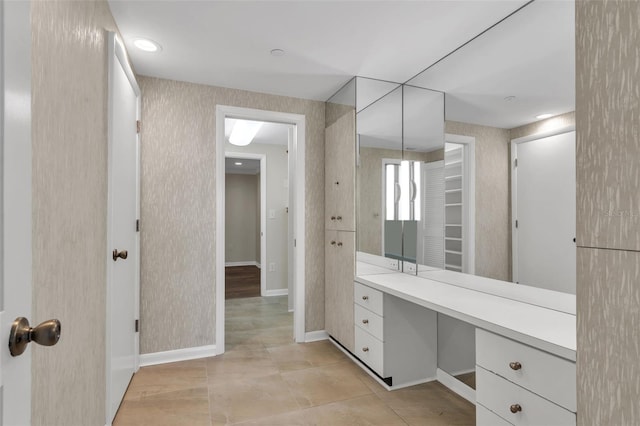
[325,230,355,352]
[325,111,355,231]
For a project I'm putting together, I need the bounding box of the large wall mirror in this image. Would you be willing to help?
[350,0,576,390]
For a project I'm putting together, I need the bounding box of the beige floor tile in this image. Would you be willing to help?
[114,396,210,426]
[209,373,301,425]
[206,348,280,383]
[233,394,408,426]
[281,361,373,408]
[267,340,347,372]
[123,361,208,400]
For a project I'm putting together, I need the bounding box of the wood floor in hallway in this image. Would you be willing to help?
[226,265,261,299]
[113,296,475,425]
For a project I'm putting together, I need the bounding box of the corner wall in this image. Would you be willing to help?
[139,77,325,354]
[31,0,118,424]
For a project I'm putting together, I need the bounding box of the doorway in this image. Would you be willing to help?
[215,106,306,354]
[224,154,266,299]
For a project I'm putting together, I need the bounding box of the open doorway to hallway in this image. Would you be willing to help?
[224,118,294,351]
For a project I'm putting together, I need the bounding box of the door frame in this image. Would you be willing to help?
[224,152,267,296]
[1,0,32,423]
[216,106,306,354]
[105,32,141,425]
[510,125,575,284]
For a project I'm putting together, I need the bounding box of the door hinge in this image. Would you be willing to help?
[515,219,519,228]
[136,120,141,134]
[514,158,518,167]
[135,319,139,333]
[294,239,297,247]
[136,219,140,232]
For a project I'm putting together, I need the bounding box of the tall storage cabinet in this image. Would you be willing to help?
[324,110,356,352]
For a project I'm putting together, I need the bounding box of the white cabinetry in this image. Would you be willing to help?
[353,282,437,387]
[476,329,576,426]
[444,144,464,272]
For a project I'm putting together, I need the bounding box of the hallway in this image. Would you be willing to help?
[113,296,474,425]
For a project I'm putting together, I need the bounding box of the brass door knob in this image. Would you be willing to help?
[510,404,522,414]
[9,317,61,357]
[509,361,522,371]
[113,249,128,261]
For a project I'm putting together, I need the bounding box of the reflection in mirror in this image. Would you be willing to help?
[403,0,575,392]
[326,77,355,128]
[355,82,402,272]
[401,86,445,273]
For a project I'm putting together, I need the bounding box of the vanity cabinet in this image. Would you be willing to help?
[352,281,437,387]
[325,230,355,352]
[476,329,576,426]
[325,110,355,232]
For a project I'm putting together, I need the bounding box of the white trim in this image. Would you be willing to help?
[329,339,435,391]
[510,124,576,284]
[139,345,217,367]
[264,289,288,297]
[106,32,141,426]
[445,133,476,275]
[226,151,267,296]
[216,106,306,356]
[225,261,260,267]
[436,368,476,404]
[304,330,329,342]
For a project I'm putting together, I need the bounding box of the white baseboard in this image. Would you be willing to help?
[436,368,476,404]
[305,330,329,342]
[225,261,259,267]
[140,344,217,367]
[263,288,288,297]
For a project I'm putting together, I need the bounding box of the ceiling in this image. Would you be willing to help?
[225,157,260,175]
[108,0,575,129]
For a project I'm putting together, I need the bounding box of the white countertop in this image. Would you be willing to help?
[355,271,576,361]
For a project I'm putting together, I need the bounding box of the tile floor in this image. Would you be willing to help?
[114,296,475,425]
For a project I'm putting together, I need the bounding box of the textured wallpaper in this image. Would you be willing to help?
[576,1,640,424]
[31,0,118,424]
[445,121,511,281]
[139,77,325,354]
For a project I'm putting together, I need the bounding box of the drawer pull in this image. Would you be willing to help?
[362,347,369,352]
[330,241,336,246]
[362,295,369,301]
[331,216,336,221]
[362,319,369,324]
[336,216,342,221]
[509,361,522,371]
[337,242,343,247]
[509,404,522,414]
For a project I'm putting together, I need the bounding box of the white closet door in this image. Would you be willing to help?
[419,160,445,268]
[513,131,576,294]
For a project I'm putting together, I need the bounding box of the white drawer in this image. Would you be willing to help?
[477,403,513,426]
[476,329,576,412]
[354,282,384,316]
[354,303,384,341]
[477,366,576,426]
[354,326,384,377]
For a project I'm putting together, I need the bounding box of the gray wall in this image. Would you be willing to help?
[139,77,325,354]
[576,2,640,424]
[31,0,118,424]
[225,173,259,264]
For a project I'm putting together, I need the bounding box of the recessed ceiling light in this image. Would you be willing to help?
[270,49,285,57]
[133,38,161,53]
[504,96,516,102]
[234,162,243,166]
[536,113,553,119]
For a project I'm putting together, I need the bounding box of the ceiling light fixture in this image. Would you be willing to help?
[133,38,162,53]
[270,48,285,57]
[536,113,553,120]
[234,162,243,166]
[229,120,263,146]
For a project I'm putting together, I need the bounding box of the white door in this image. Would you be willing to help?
[1,0,33,424]
[512,130,576,294]
[106,33,140,424]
